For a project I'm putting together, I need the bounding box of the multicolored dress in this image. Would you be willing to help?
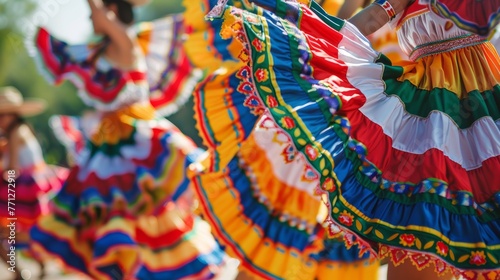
[0,130,68,251]
[206,0,500,279]
[27,15,226,280]
[183,0,379,279]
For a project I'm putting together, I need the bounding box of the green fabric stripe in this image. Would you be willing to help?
[382,66,500,129]
[89,122,138,157]
[309,1,345,31]
[375,53,392,66]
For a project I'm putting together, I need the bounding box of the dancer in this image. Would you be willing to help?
[182,0,379,279]
[0,86,68,279]
[205,0,500,279]
[27,0,226,279]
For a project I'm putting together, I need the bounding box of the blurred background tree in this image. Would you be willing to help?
[0,0,202,167]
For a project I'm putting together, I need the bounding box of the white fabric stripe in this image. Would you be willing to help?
[144,16,175,86]
[337,23,500,171]
[251,115,321,197]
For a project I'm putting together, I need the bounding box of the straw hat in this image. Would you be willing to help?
[0,87,46,117]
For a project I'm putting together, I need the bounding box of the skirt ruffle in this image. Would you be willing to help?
[311,237,379,280]
[209,0,500,278]
[31,28,149,112]
[30,103,227,279]
[191,116,322,280]
[31,202,226,280]
[48,104,203,224]
[135,14,203,117]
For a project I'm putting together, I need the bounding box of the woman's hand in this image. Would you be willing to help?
[88,0,112,34]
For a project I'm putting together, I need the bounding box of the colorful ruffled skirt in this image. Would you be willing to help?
[207,0,500,278]
[0,164,67,251]
[184,1,379,278]
[191,114,380,280]
[30,104,227,279]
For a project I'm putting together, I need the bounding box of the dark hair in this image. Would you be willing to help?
[103,0,134,24]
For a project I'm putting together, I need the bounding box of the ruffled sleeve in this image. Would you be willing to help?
[49,115,86,162]
[31,27,149,111]
[418,0,500,36]
[134,14,203,117]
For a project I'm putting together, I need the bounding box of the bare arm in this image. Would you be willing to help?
[336,0,367,19]
[87,0,136,68]
[348,0,412,36]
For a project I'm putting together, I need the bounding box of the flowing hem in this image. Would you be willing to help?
[213,0,500,276]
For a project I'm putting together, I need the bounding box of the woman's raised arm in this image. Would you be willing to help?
[87,0,136,67]
[348,0,412,36]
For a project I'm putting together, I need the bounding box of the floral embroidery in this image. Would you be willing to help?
[322,177,335,192]
[343,232,355,249]
[399,234,416,247]
[280,116,296,129]
[470,251,487,266]
[305,145,318,161]
[436,241,449,256]
[252,38,265,52]
[281,144,296,163]
[338,210,354,227]
[255,68,269,82]
[266,96,278,108]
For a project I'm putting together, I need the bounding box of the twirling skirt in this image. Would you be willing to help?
[207,0,500,278]
[184,1,379,277]
[30,103,226,279]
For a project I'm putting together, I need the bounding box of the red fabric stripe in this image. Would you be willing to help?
[128,71,147,81]
[348,109,500,203]
[300,12,368,110]
[135,213,194,249]
[64,168,137,195]
[36,28,63,78]
[150,54,192,108]
[60,116,85,153]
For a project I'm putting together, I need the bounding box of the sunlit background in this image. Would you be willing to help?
[0,0,199,167]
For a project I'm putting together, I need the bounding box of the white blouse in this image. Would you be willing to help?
[392,9,480,60]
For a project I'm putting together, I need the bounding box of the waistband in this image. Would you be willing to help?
[409,34,487,61]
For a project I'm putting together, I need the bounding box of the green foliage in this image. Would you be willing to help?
[0,0,37,32]
[0,0,203,167]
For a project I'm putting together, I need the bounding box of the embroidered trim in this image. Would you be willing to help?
[409,34,487,61]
